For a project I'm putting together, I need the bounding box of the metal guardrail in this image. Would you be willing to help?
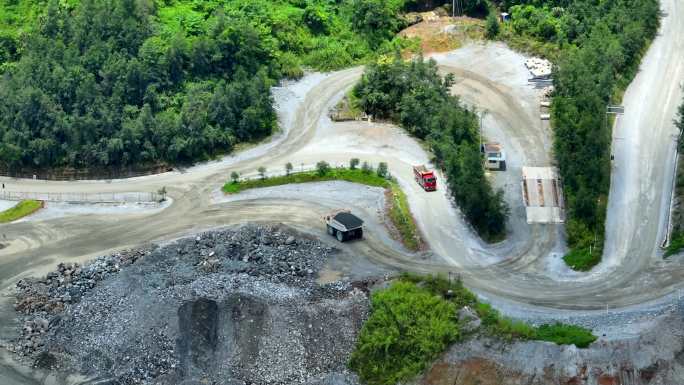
[0,191,163,204]
[0,165,173,181]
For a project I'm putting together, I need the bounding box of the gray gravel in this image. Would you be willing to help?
[7,224,369,385]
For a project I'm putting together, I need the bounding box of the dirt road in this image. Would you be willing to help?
[0,0,683,382]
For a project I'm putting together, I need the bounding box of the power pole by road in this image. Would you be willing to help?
[452,0,462,17]
[479,109,488,151]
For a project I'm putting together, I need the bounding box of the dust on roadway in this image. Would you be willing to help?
[0,0,683,382]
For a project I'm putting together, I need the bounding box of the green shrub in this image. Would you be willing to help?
[349,275,597,384]
[535,323,597,348]
[563,247,600,271]
[349,281,459,385]
[377,162,388,178]
[361,161,372,174]
[485,13,500,39]
[316,161,331,176]
[665,233,684,258]
[350,158,360,170]
[277,51,304,79]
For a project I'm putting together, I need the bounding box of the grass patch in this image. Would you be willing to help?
[535,323,597,348]
[498,26,561,61]
[665,233,684,258]
[223,168,390,193]
[0,200,42,223]
[223,167,422,251]
[563,247,601,271]
[387,184,421,251]
[349,274,597,385]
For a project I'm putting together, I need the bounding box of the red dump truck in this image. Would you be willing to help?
[413,165,437,191]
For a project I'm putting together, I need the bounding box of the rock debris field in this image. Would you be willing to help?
[7,224,369,385]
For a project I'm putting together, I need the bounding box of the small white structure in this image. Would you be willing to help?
[525,57,552,79]
[483,142,506,171]
[500,12,510,22]
[521,166,564,224]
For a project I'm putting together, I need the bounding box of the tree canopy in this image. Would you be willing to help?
[354,56,509,241]
[496,0,660,269]
[0,0,412,172]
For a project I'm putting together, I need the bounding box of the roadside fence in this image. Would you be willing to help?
[0,165,173,181]
[0,191,163,204]
[235,161,388,182]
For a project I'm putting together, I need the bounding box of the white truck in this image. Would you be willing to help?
[323,209,364,242]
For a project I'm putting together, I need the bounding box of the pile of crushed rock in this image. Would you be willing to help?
[8,224,370,385]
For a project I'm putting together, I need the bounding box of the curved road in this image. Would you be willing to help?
[0,0,681,344]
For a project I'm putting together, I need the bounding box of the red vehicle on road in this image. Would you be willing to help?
[413,165,437,191]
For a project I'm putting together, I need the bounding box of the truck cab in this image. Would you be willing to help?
[482,142,507,171]
[413,165,437,191]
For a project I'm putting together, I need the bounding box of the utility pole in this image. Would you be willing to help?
[479,109,488,152]
[453,0,461,17]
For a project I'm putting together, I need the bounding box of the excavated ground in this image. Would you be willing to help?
[420,309,684,385]
[4,224,371,385]
[6,224,684,385]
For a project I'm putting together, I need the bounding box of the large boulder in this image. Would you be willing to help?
[457,306,481,333]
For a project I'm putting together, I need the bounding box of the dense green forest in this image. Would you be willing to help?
[353,56,509,241]
[496,0,660,269]
[666,101,684,257]
[0,0,410,171]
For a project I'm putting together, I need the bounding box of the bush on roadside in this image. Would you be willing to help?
[361,161,372,174]
[485,13,500,39]
[349,275,597,385]
[666,233,684,258]
[349,281,459,385]
[377,162,388,178]
[316,161,331,176]
[563,247,600,271]
[535,323,597,348]
[350,158,360,170]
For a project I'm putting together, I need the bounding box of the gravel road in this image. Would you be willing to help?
[0,0,683,382]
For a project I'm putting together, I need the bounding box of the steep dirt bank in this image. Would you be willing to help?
[420,310,684,385]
